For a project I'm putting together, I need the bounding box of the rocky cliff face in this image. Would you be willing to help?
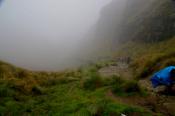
[78,0,175,60]
[120,0,175,43]
[94,0,175,44]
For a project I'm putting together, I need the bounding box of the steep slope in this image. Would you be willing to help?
[120,0,175,42]
[0,60,152,115]
[93,0,175,44]
[1,0,175,115]
[115,37,175,78]
[76,0,175,61]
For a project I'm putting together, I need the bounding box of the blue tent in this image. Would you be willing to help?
[150,66,175,88]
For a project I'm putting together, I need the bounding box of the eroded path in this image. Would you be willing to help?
[99,62,133,80]
[98,60,175,116]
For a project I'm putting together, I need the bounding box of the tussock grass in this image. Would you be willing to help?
[134,52,175,79]
[0,60,150,115]
[81,72,104,91]
[116,37,175,79]
[112,78,147,97]
[0,82,15,97]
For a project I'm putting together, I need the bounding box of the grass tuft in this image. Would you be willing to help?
[81,72,103,91]
[112,79,146,97]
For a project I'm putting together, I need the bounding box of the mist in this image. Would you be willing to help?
[0,0,128,71]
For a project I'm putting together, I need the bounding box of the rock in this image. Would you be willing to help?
[163,103,175,115]
[121,114,126,116]
[98,66,120,78]
[138,79,153,91]
[154,86,167,93]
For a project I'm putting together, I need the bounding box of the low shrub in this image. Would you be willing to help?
[42,77,60,86]
[0,82,15,97]
[122,81,141,93]
[103,75,125,87]
[81,72,104,91]
[133,51,175,79]
[3,101,22,115]
[31,85,44,95]
[42,76,78,87]
[17,70,30,78]
[112,80,145,96]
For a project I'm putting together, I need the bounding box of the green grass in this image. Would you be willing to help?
[2,35,174,115]
[0,82,148,116]
[0,61,151,115]
[115,37,175,79]
[111,78,147,97]
[19,83,148,116]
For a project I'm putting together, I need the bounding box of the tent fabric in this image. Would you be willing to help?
[150,66,175,88]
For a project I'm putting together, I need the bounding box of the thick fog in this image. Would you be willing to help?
[0,0,127,71]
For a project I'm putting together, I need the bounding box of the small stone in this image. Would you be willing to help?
[163,103,175,115]
[154,86,166,93]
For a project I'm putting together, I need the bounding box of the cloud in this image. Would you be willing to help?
[0,0,112,70]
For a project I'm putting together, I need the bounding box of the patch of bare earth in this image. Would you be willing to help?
[98,62,132,80]
[99,61,175,116]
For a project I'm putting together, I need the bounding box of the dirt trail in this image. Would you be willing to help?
[99,59,175,116]
[99,62,133,80]
[106,89,175,115]
[106,89,147,107]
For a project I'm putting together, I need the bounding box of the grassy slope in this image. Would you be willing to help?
[115,37,175,79]
[0,61,150,116]
[1,37,175,115]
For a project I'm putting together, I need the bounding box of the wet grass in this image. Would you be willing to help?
[1,35,175,115]
[0,62,151,115]
[115,37,175,79]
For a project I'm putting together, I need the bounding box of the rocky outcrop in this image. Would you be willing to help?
[120,0,175,43]
[94,0,175,44]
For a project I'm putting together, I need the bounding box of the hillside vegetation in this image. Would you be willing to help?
[1,0,175,116]
[92,0,175,47]
[115,36,175,79]
[1,36,175,115]
[0,61,151,115]
[119,0,175,42]
[1,35,175,115]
